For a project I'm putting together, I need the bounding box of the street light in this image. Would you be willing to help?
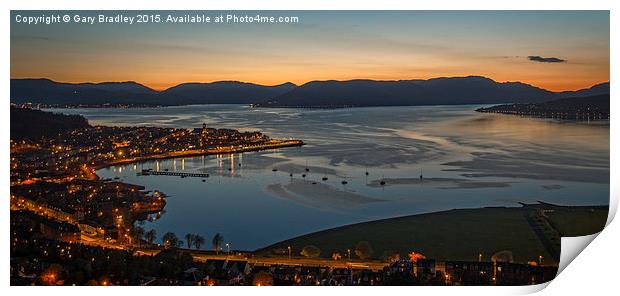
[288,246,291,260]
[347,249,351,260]
[226,243,230,257]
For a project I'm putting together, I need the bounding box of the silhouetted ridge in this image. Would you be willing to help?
[261,76,560,107]
[10,77,609,107]
[10,79,296,106]
[161,81,297,104]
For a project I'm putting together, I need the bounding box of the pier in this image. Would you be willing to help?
[141,170,209,178]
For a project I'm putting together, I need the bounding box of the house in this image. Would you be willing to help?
[298,266,324,285]
[226,260,250,276]
[494,262,557,285]
[388,259,414,275]
[205,259,228,281]
[444,261,494,285]
[416,259,436,278]
[330,268,352,285]
[271,265,297,285]
[181,267,206,285]
[357,269,383,286]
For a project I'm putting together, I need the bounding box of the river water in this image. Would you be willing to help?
[50,105,610,250]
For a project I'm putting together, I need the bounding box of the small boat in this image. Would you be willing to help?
[322,176,328,181]
[272,168,278,172]
[312,182,317,185]
[302,174,306,178]
[202,179,206,182]
[290,173,293,177]
[305,160,310,172]
[380,180,386,186]
[341,180,348,185]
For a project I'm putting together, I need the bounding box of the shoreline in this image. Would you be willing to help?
[37,103,493,110]
[95,139,304,170]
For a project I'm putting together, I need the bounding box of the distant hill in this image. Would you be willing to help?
[476,94,610,120]
[260,76,608,107]
[10,77,609,107]
[161,81,297,104]
[10,107,91,140]
[556,82,610,98]
[10,79,296,106]
[10,79,158,105]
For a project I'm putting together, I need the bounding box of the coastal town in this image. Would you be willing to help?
[476,94,610,121]
[10,107,303,245]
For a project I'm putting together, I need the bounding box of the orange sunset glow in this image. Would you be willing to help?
[11,11,609,91]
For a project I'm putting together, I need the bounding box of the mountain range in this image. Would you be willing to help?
[10,76,609,107]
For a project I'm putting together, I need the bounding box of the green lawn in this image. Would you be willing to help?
[545,206,608,237]
[257,205,609,265]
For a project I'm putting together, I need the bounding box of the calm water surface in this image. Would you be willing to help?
[50,105,610,250]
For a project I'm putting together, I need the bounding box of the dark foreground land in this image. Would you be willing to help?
[12,202,605,286]
[258,202,608,265]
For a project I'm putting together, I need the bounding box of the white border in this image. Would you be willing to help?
[2,1,617,295]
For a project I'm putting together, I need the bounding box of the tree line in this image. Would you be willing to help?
[131,226,225,252]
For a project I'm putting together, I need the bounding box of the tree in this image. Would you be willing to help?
[212,233,224,254]
[491,250,514,263]
[408,251,426,263]
[185,233,195,249]
[300,245,321,258]
[144,229,157,245]
[194,234,205,250]
[355,241,374,260]
[132,226,145,247]
[381,250,400,263]
[162,232,180,248]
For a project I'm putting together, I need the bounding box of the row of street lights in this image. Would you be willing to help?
[284,246,352,261]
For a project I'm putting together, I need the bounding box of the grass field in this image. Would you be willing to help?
[544,205,608,237]
[256,203,608,265]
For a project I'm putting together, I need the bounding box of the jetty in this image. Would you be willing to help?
[141,170,210,178]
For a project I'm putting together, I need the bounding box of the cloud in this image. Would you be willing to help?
[527,56,566,63]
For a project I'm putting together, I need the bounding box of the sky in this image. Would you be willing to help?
[10,11,610,91]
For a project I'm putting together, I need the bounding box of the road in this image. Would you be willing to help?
[187,252,389,271]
